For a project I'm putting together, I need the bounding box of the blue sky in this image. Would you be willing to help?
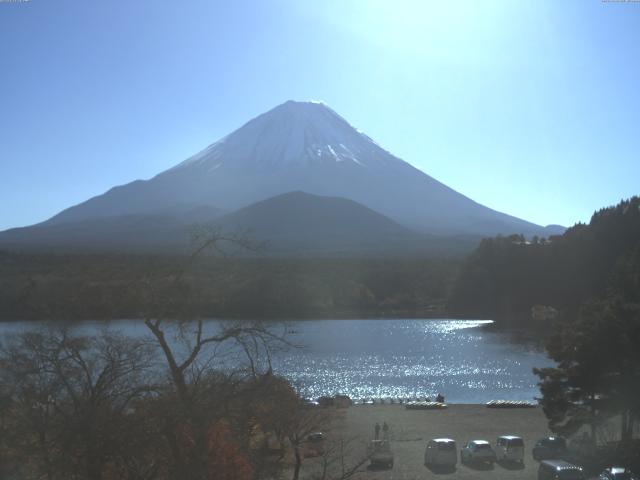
[1,0,638,231]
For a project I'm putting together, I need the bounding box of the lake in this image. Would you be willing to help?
[0,319,553,404]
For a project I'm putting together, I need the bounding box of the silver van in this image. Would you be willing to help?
[424,438,457,468]
[496,435,524,463]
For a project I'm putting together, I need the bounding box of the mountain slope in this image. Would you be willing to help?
[42,100,558,237]
[215,191,424,254]
[0,205,224,253]
[0,192,480,256]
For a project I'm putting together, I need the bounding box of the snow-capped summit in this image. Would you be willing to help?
[40,100,555,237]
[173,100,401,171]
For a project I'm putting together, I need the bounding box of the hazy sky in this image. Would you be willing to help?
[1,0,638,231]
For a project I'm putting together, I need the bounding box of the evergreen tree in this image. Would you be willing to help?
[534,298,640,441]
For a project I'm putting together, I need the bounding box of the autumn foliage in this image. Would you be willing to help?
[207,421,254,480]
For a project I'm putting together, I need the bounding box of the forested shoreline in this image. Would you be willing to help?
[0,253,458,321]
[2,197,638,331]
[450,196,640,328]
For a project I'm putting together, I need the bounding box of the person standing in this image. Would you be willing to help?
[382,421,389,439]
[374,422,381,440]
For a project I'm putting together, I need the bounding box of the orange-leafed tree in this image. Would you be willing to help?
[207,421,254,480]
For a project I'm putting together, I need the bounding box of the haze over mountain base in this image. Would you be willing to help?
[0,101,563,255]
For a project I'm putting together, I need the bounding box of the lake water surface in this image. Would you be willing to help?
[0,319,552,403]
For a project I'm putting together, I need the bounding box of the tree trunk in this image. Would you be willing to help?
[621,409,631,443]
[163,419,187,479]
[144,320,189,401]
[292,444,302,480]
[590,394,597,444]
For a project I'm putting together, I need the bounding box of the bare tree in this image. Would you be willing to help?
[140,228,293,479]
[143,227,284,402]
[0,328,156,480]
[0,228,350,480]
[281,405,334,480]
[309,435,371,480]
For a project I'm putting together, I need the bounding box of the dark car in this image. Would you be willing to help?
[533,436,567,461]
[303,432,325,457]
[369,439,394,468]
[599,467,639,480]
[538,460,586,480]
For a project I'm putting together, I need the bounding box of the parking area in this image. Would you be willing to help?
[312,403,588,480]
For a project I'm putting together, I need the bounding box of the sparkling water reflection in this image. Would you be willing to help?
[270,319,552,403]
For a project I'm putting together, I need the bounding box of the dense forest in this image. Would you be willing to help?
[450,196,640,328]
[0,253,458,321]
[3,197,639,328]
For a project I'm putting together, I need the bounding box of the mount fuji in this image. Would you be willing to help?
[0,100,563,254]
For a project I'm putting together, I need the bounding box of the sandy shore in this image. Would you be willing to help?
[306,404,564,480]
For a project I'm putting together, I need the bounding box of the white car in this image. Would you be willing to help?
[495,435,524,463]
[460,440,497,465]
[424,438,457,468]
[599,467,639,480]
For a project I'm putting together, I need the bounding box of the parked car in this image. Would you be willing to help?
[599,467,639,480]
[538,460,586,480]
[302,399,320,408]
[368,440,394,468]
[495,435,525,464]
[424,438,457,468]
[460,440,496,464]
[317,396,334,407]
[303,432,325,457]
[334,395,352,408]
[533,436,568,460]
